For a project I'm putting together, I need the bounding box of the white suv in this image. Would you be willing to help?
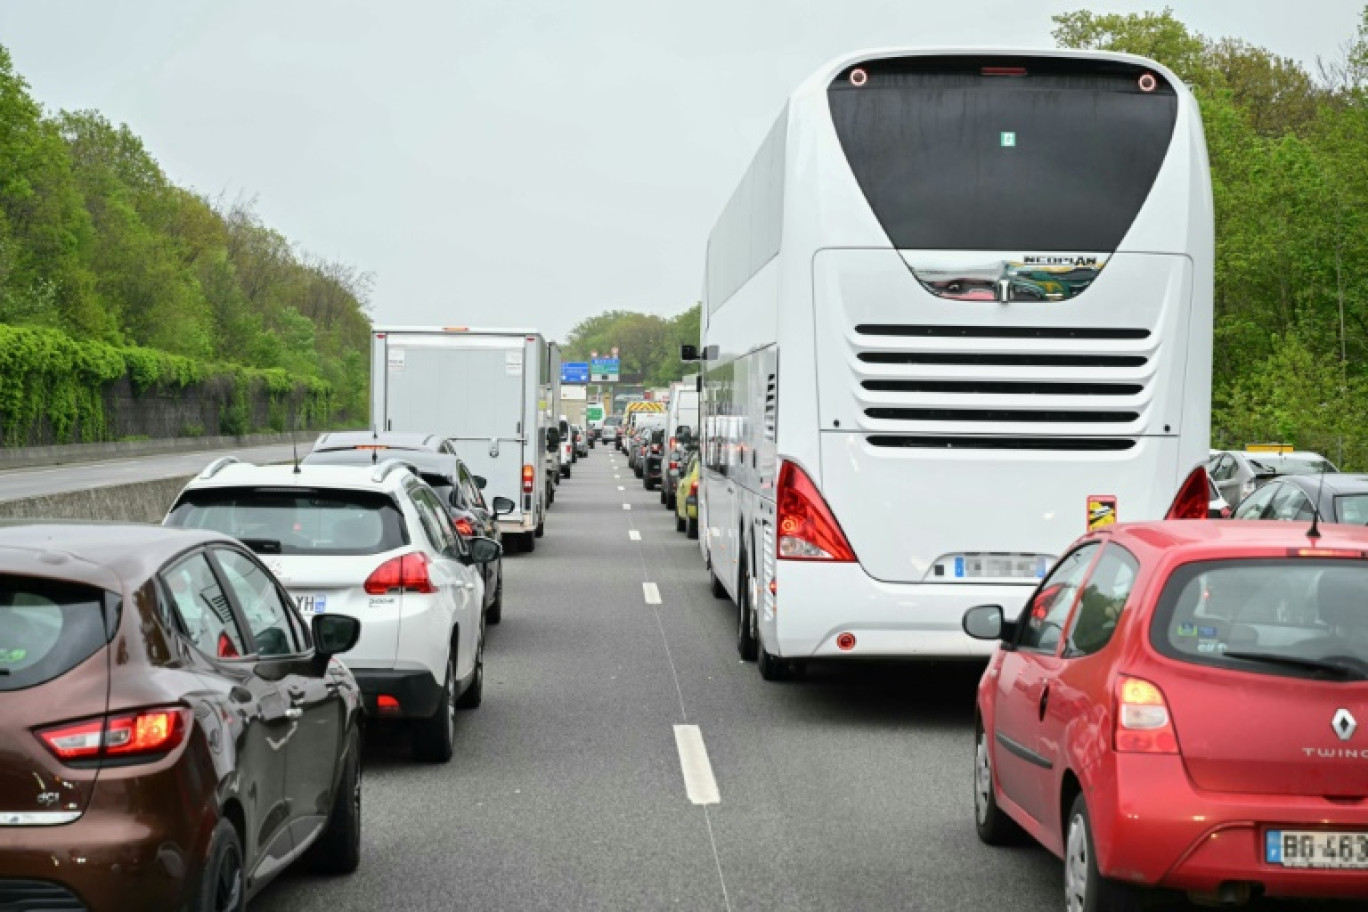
[164,457,499,763]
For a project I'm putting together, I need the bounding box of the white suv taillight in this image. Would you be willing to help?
[776,461,856,562]
[364,552,438,595]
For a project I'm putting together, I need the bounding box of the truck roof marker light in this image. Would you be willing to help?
[1138,72,1158,92]
[849,68,868,87]
[443,326,468,332]
[375,333,386,339]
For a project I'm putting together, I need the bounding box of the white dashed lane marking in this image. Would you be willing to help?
[673,725,721,806]
[643,582,661,604]
[629,530,641,541]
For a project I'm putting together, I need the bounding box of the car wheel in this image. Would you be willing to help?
[535,519,545,538]
[974,722,1024,846]
[487,566,503,625]
[413,653,456,763]
[1065,794,1144,912]
[196,818,245,912]
[676,514,686,532]
[737,562,758,662]
[659,488,667,505]
[456,620,484,710]
[306,727,362,874]
[687,517,699,540]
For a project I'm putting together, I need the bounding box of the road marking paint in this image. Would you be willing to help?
[623,503,631,510]
[643,582,661,604]
[673,725,720,805]
[629,530,641,541]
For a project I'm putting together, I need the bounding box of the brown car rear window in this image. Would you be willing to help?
[0,576,117,691]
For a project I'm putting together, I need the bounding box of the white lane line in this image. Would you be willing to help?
[623,503,631,510]
[643,582,661,604]
[673,725,721,805]
[629,530,641,541]
[617,485,625,491]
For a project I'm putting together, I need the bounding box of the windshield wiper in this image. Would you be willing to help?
[240,538,283,554]
[1221,650,1366,680]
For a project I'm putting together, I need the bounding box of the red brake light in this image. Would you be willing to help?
[669,461,678,470]
[522,464,535,494]
[453,517,476,537]
[669,437,676,450]
[690,479,698,496]
[776,461,856,562]
[982,66,1028,76]
[38,707,190,762]
[1165,465,1212,520]
[1114,677,1179,754]
[364,552,437,595]
[651,444,661,453]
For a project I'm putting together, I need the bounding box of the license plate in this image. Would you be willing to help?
[294,594,327,615]
[941,554,1050,580]
[1267,830,1368,868]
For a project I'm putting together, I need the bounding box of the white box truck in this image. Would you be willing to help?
[370,326,556,552]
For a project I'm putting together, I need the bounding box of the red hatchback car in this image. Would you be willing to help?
[965,518,1368,910]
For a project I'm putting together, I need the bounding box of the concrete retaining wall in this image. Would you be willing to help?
[0,432,318,471]
[0,476,193,524]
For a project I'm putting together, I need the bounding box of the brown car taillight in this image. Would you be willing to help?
[38,707,191,763]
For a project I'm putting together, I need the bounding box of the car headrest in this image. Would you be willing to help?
[1317,568,1368,630]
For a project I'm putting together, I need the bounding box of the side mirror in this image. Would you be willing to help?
[962,604,1005,641]
[473,475,487,489]
[492,496,515,516]
[681,343,700,361]
[313,614,361,657]
[449,489,462,508]
[469,536,502,565]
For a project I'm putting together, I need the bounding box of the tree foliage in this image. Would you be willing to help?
[1054,6,1368,467]
[0,44,371,434]
[561,304,701,387]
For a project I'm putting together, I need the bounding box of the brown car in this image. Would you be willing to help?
[0,522,363,912]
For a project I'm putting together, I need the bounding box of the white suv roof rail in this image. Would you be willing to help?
[199,456,243,479]
[372,458,419,484]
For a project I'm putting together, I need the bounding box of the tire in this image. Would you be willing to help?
[455,620,484,710]
[710,568,728,599]
[535,520,545,538]
[196,818,246,912]
[1065,794,1145,912]
[413,653,456,763]
[974,722,1025,846]
[737,562,758,661]
[687,517,699,540]
[659,488,667,506]
[487,567,503,625]
[523,531,536,553]
[306,727,362,874]
[676,514,686,533]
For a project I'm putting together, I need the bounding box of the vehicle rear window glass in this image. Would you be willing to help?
[168,488,409,556]
[1335,495,1368,525]
[1153,559,1368,680]
[827,56,1177,252]
[0,576,115,691]
[1261,457,1336,476]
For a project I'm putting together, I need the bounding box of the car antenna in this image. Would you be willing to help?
[1307,457,1329,540]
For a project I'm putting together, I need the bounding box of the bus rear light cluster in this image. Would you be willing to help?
[1138,72,1158,92]
[776,461,856,562]
[849,68,868,87]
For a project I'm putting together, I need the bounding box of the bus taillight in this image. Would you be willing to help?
[776,461,856,562]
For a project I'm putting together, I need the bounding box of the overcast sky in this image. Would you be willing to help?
[0,0,1362,341]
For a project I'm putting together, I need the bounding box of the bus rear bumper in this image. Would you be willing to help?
[769,562,1034,659]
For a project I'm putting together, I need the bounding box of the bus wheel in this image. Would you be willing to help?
[737,563,758,662]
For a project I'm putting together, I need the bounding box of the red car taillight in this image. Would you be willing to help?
[364,552,438,595]
[1114,676,1179,754]
[689,479,698,496]
[776,461,856,561]
[522,464,535,494]
[651,444,661,453]
[453,517,476,537]
[669,460,678,470]
[38,707,191,763]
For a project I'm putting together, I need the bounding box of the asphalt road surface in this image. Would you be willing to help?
[251,446,1358,912]
[0,444,299,501]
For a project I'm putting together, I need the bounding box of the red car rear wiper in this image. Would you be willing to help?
[1222,650,1366,680]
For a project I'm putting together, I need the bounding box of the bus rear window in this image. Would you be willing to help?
[827,56,1178,253]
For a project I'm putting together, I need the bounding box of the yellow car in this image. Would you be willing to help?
[674,451,700,539]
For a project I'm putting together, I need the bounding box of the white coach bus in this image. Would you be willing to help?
[693,50,1213,679]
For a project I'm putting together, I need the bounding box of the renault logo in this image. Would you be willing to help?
[1332,708,1358,742]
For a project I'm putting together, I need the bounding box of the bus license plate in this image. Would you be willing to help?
[294,594,327,615]
[1267,830,1368,868]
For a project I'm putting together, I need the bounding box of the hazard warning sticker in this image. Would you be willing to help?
[1087,495,1118,530]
